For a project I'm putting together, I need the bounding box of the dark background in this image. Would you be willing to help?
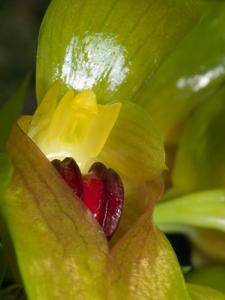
[0,0,50,111]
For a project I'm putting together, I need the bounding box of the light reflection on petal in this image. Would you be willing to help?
[177,65,225,92]
[61,33,130,93]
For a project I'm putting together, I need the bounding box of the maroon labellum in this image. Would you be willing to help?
[51,158,83,199]
[90,162,124,238]
[82,172,106,224]
[52,158,124,238]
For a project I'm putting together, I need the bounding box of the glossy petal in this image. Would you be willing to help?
[36,0,200,103]
[140,1,225,140]
[173,85,225,193]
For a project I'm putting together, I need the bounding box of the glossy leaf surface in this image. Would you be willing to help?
[173,85,225,193]
[2,122,108,300]
[36,0,199,104]
[140,1,225,140]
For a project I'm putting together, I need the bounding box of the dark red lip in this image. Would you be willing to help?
[52,158,124,238]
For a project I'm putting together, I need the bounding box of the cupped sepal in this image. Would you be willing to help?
[107,204,191,300]
[1,120,217,299]
[3,121,109,300]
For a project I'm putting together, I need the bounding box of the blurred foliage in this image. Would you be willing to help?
[0,0,49,111]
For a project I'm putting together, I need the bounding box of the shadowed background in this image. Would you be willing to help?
[0,0,49,112]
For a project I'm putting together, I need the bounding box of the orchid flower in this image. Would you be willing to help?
[0,0,225,300]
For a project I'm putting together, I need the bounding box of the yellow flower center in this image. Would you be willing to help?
[22,83,121,172]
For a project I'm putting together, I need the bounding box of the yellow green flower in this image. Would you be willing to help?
[24,83,121,172]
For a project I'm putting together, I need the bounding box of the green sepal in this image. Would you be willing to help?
[1,121,108,300]
[99,100,166,182]
[36,0,200,104]
[1,120,197,299]
[173,85,225,193]
[140,1,225,140]
[107,205,190,300]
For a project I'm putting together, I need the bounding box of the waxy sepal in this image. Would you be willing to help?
[0,120,199,300]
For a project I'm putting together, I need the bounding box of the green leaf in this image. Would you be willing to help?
[172,85,225,193]
[99,100,166,181]
[36,0,199,104]
[187,283,225,300]
[154,190,225,232]
[140,1,225,140]
[154,190,225,262]
[107,205,190,300]
[186,265,225,294]
[1,121,108,300]
[0,76,30,151]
